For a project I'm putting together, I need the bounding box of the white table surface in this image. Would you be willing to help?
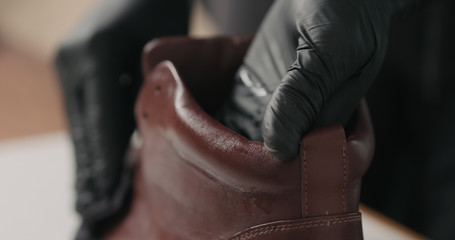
[0,132,425,240]
[0,132,78,240]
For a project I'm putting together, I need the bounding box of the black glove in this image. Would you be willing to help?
[220,0,418,161]
[55,0,189,222]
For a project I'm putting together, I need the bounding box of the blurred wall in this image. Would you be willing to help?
[0,0,99,140]
[0,0,99,60]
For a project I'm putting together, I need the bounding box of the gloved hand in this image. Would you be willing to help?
[55,0,189,219]
[231,0,417,161]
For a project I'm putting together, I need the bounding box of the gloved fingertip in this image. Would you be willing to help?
[262,118,301,162]
[264,141,299,162]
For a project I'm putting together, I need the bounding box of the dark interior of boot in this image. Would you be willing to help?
[181,67,357,141]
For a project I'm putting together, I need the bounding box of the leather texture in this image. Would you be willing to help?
[106,37,374,239]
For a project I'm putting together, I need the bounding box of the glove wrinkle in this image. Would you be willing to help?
[218,0,411,161]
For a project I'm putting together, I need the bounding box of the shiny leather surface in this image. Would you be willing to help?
[106,37,374,239]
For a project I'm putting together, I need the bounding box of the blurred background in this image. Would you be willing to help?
[0,0,94,141]
[0,0,447,239]
[0,0,98,239]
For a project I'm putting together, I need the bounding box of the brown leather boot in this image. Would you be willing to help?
[106,36,374,240]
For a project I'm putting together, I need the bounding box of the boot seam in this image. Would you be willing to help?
[230,214,361,240]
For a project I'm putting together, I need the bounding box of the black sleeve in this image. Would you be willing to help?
[55,0,190,236]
